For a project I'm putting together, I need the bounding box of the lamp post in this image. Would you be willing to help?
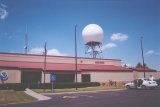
[75,25,78,90]
[140,36,145,78]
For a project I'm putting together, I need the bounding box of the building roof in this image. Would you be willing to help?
[79,64,132,71]
[0,60,75,71]
[0,52,121,61]
[0,52,157,72]
[132,67,157,72]
[0,60,132,72]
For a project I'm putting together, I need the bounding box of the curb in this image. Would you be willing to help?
[42,88,126,95]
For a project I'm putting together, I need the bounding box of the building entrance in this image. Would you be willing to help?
[21,70,41,84]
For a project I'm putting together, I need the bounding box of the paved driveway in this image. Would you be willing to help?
[1,88,160,107]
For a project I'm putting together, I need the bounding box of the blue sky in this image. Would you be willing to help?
[0,0,160,70]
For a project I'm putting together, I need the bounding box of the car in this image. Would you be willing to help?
[125,78,158,89]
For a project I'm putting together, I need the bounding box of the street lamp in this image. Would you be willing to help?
[140,36,145,78]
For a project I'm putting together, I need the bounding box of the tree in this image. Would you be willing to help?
[136,62,143,68]
[144,63,148,68]
[136,62,148,68]
[123,64,128,68]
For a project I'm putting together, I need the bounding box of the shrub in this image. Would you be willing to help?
[13,83,26,91]
[0,83,26,91]
[0,82,100,90]
[29,82,100,89]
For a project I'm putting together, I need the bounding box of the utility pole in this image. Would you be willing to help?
[75,25,78,90]
[140,36,145,78]
[43,42,47,92]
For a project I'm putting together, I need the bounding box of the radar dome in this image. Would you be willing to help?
[82,24,104,44]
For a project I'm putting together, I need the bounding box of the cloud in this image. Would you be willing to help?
[101,43,117,50]
[47,49,66,56]
[145,50,155,55]
[1,3,7,8]
[110,33,128,41]
[155,52,160,56]
[85,43,117,53]
[29,47,66,56]
[29,48,44,54]
[0,4,8,20]
[10,51,16,53]
[86,46,101,53]
[145,50,160,56]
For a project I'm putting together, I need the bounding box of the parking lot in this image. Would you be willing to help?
[1,88,160,107]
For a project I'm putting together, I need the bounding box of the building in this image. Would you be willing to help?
[0,52,159,84]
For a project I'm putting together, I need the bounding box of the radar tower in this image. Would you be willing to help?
[82,24,104,58]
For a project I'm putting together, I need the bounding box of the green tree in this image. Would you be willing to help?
[136,62,148,68]
[124,64,127,68]
[136,62,143,68]
[144,63,148,68]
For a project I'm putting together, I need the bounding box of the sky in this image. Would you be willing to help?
[0,0,160,70]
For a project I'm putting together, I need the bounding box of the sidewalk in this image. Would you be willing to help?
[24,88,51,101]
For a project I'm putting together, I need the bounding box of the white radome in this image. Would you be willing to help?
[82,24,104,44]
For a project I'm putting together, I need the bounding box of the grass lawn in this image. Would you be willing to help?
[33,86,125,93]
[0,90,37,105]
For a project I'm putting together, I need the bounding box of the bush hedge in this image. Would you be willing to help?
[0,82,100,91]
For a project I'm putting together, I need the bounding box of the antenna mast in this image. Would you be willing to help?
[24,25,28,54]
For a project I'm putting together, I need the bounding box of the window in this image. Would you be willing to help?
[82,74,90,82]
[54,74,75,82]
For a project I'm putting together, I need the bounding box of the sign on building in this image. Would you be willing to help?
[0,71,8,81]
[51,74,56,81]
